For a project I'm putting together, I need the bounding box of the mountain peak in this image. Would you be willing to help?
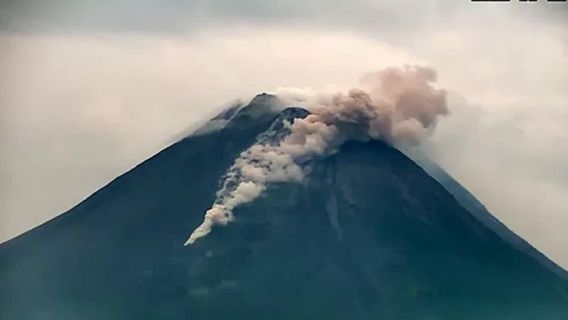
[249,92,280,105]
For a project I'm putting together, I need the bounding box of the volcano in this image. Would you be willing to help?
[1,94,567,319]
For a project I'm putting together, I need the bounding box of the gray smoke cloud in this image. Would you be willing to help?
[185,66,448,245]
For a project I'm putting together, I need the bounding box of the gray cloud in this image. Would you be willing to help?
[1,1,565,37]
[419,93,568,268]
[0,0,463,40]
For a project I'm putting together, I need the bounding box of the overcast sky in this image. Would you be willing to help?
[1,1,567,268]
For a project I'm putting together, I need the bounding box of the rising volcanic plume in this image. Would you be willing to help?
[185,66,448,245]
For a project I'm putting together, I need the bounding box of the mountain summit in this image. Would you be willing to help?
[1,94,567,319]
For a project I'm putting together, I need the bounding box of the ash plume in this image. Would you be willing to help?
[185,66,448,245]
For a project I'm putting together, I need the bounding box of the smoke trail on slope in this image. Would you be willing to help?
[185,66,448,245]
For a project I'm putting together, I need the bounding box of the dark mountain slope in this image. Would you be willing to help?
[411,154,568,279]
[1,94,567,320]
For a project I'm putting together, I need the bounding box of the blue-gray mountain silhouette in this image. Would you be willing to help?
[1,94,567,319]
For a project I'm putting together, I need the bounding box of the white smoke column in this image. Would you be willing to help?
[185,66,448,245]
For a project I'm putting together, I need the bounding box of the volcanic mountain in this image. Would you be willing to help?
[1,94,567,319]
